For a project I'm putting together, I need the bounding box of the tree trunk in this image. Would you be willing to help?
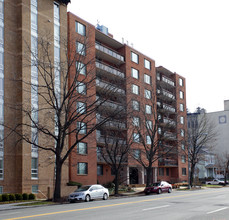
[146,167,153,187]
[53,156,62,202]
[189,164,195,187]
[114,173,119,196]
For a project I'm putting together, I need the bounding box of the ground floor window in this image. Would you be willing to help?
[77,162,88,175]
[32,185,38,194]
[182,168,187,175]
[97,164,103,176]
[0,186,2,194]
[0,158,3,179]
[166,168,169,176]
[159,167,164,176]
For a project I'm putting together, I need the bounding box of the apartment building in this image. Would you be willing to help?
[0,0,70,197]
[68,12,189,186]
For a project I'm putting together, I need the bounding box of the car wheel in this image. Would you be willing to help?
[145,192,150,195]
[85,194,90,202]
[158,189,162,194]
[168,188,172,193]
[103,193,108,200]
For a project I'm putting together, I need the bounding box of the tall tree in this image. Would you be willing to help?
[187,109,217,187]
[6,33,120,201]
[129,92,179,187]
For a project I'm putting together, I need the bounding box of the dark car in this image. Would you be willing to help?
[144,181,172,195]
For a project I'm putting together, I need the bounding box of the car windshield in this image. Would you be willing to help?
[151,183,160,186]
[75,185,91,192]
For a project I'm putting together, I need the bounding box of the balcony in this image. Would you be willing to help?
[96,97,125,112]
[96,61,125,79]
[157,102,176,113]
[157,89,175,101]
[97,135,126,145]
[163,131,177,140]
[157,75,175,88]
[96,79,125,95]
[97,116,126,130]
[95,42,125,65]
[160,118,176,127]
[158,158,178,167]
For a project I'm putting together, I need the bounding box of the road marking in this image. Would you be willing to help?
[143,205,170,211]
[207,207,228,214]
[2,190,224,220]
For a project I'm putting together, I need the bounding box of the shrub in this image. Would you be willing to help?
[28,193,35,200]
[2,194,9,202]
[22,193,29,200]
[9,194,16,201]
[0,195,2,202]
[15,193,23,201]
[67,181,82,187]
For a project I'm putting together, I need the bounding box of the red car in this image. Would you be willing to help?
[144,181,172,195]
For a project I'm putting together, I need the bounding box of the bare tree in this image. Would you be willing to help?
[215,152,229,185]
[129,92,179,187]
[5,33,121,201]
[187,109,217,187]
[97,119,132,195]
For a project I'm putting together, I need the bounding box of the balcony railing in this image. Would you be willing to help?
[95,42,124,62]
[158,158,178,167]
[163,118,176,126]
[96,135,126,145]
[96,79,125,94]
[97,117,126,129]
[96,61,125,78]
[163,132,177,140]
[96,97,125,111]
[162,76,175,87]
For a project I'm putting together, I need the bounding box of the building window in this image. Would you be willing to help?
[144,74,151,84]
[76,62,86,75]
[145,104,152,114]
[179,78,183,86]
[75,21,86,36]
[77,82,86,95]
[158,127,162,134]
[180,103,184,112]
[133,117,140,127]
[146,135,151,145]
[133,149,141,159]
[181,155,186,163]
[133,133,140,143]
[77,142,87,154]
[146,120,152,130]
[159,168,164,176]
[131,52,139,63]
[76,41,86,56]
[77,102,86,114]
[166,168,169,176]
[181,129,185,137]
[32,185,38,194]
[31,157,38,179]
[182,168,186,175]
[132,100,140,111]
[0,186,2,194]
[97,164,103,176]
[180,116,184,124]
[144,59,151,70]
[179,91,184,99]
[181,143,185,150]
[132,84,139,95]
[77,122,87,134]
[144,89,151,99]
[77,162,88,175]
[0,158,3,179]
[131,68,139,79]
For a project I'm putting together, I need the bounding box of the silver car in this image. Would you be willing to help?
[68,184,109,202]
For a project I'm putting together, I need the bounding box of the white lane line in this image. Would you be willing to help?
[143,205,170,211]
[0,212,21,216]
[207,207,228,214]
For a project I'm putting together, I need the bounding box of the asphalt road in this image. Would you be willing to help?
[1,187,229,220]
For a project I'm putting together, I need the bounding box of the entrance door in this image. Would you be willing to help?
[129,167,139,184]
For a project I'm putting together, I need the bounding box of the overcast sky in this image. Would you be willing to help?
[68,0,229,113]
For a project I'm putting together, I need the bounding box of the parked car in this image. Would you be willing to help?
[206,179,226,185]
[68,184,109,202]
[144,181,172,195]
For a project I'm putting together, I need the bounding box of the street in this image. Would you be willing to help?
[1,187,229,220]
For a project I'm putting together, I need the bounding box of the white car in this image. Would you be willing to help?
[206,179,225,185]
[68,184,109,202]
